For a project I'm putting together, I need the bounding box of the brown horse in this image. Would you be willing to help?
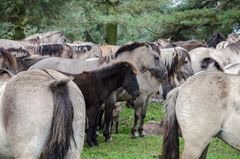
[66,61,140,147]
[0,69,85,159]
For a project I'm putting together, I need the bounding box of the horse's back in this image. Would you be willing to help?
[30,57,98,74]
[176,72,240,139]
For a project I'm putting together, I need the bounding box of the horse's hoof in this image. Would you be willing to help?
[88,143,94,148]
[94,142,99,146]
[139,131,146,137]
[131,132,139,139]
[105,136,112,142]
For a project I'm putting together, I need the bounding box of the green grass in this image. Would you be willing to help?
[81,102,240,159]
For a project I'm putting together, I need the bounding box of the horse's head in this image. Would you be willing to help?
[162,47,194,82]
[0,48,17,74]
[121,62,140,98]
[113,42,168,81]
[174,48,194,80]
[139,43,168,81]
[44,31,68,44]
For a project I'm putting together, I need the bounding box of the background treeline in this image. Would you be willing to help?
[0,0,239,44]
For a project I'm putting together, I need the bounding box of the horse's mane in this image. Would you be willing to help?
[226,42,240,54]
[0,48,17,70]
[161,47,190,75]
[7,47,30,58]
[115,42,160,57]
[92,61,138,80]
[207,32,226,47]
[98,42,159,66]
[27,44,64,56]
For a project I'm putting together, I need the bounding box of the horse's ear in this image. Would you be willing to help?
[67,75,75,81]
[167,37,171,42]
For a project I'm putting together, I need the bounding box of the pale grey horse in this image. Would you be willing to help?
[190,42,240,73]
[162,71,240,159]
[0,69,85,159]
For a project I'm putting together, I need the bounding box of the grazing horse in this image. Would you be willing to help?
[99,42,168,140]
[162,72,240,159]
[0,69,85,159]
[190,42,240,73]
[23,31,68,44]
[207,32,226,48]
[159,47,194,99]
[68,62,140,147]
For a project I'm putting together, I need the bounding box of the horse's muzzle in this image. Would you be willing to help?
[132,90,140,98]
[149,68,168,81]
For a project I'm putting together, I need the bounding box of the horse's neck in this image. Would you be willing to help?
[115,53,140,68]
[95,71,124,98]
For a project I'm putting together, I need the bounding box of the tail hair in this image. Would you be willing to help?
[162,88,179,159]
[43,79,76,159]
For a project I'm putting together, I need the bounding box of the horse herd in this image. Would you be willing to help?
[0,31,239,159]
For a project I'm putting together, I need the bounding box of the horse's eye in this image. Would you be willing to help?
[184,60,188,64]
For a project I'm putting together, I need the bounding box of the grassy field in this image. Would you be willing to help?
[81,102,240,159]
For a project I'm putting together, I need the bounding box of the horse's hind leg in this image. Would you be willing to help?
[182,139,211,159]
[218,114,240,150]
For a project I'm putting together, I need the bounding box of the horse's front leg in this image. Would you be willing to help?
[131,98,143,138]
[86,106,99,147]
[138,96,150,137]
[103,94,116,142]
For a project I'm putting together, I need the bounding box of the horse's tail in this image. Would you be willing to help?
[200,57,224,72]
[162,88,179,159]
[43,79,76,159]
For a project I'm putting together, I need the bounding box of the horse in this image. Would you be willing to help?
[99,44,121,56]
[66,43,102,59]
[171,40,207,51]
[159,47,194,99]
[153,38,173,49]
[189,42,240,73]
[25,43,72,57]
[66,61,140,147]
[162,71,240,159]
[224,62,240,75]
[0,69,85,159]
[23,31,68,44]
[207,32,226,48]
[227,33,240,43]
[0,48,47,74]
[216,40,233,49]
[29,57,99,74]
[0,48,17,74]
[98,42,168,141]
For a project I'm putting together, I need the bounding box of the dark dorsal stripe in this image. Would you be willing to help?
[115,42,160,57]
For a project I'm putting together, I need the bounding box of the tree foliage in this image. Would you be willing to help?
[0,0,239,43]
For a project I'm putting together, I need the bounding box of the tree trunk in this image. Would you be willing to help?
[106,23,118,45]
